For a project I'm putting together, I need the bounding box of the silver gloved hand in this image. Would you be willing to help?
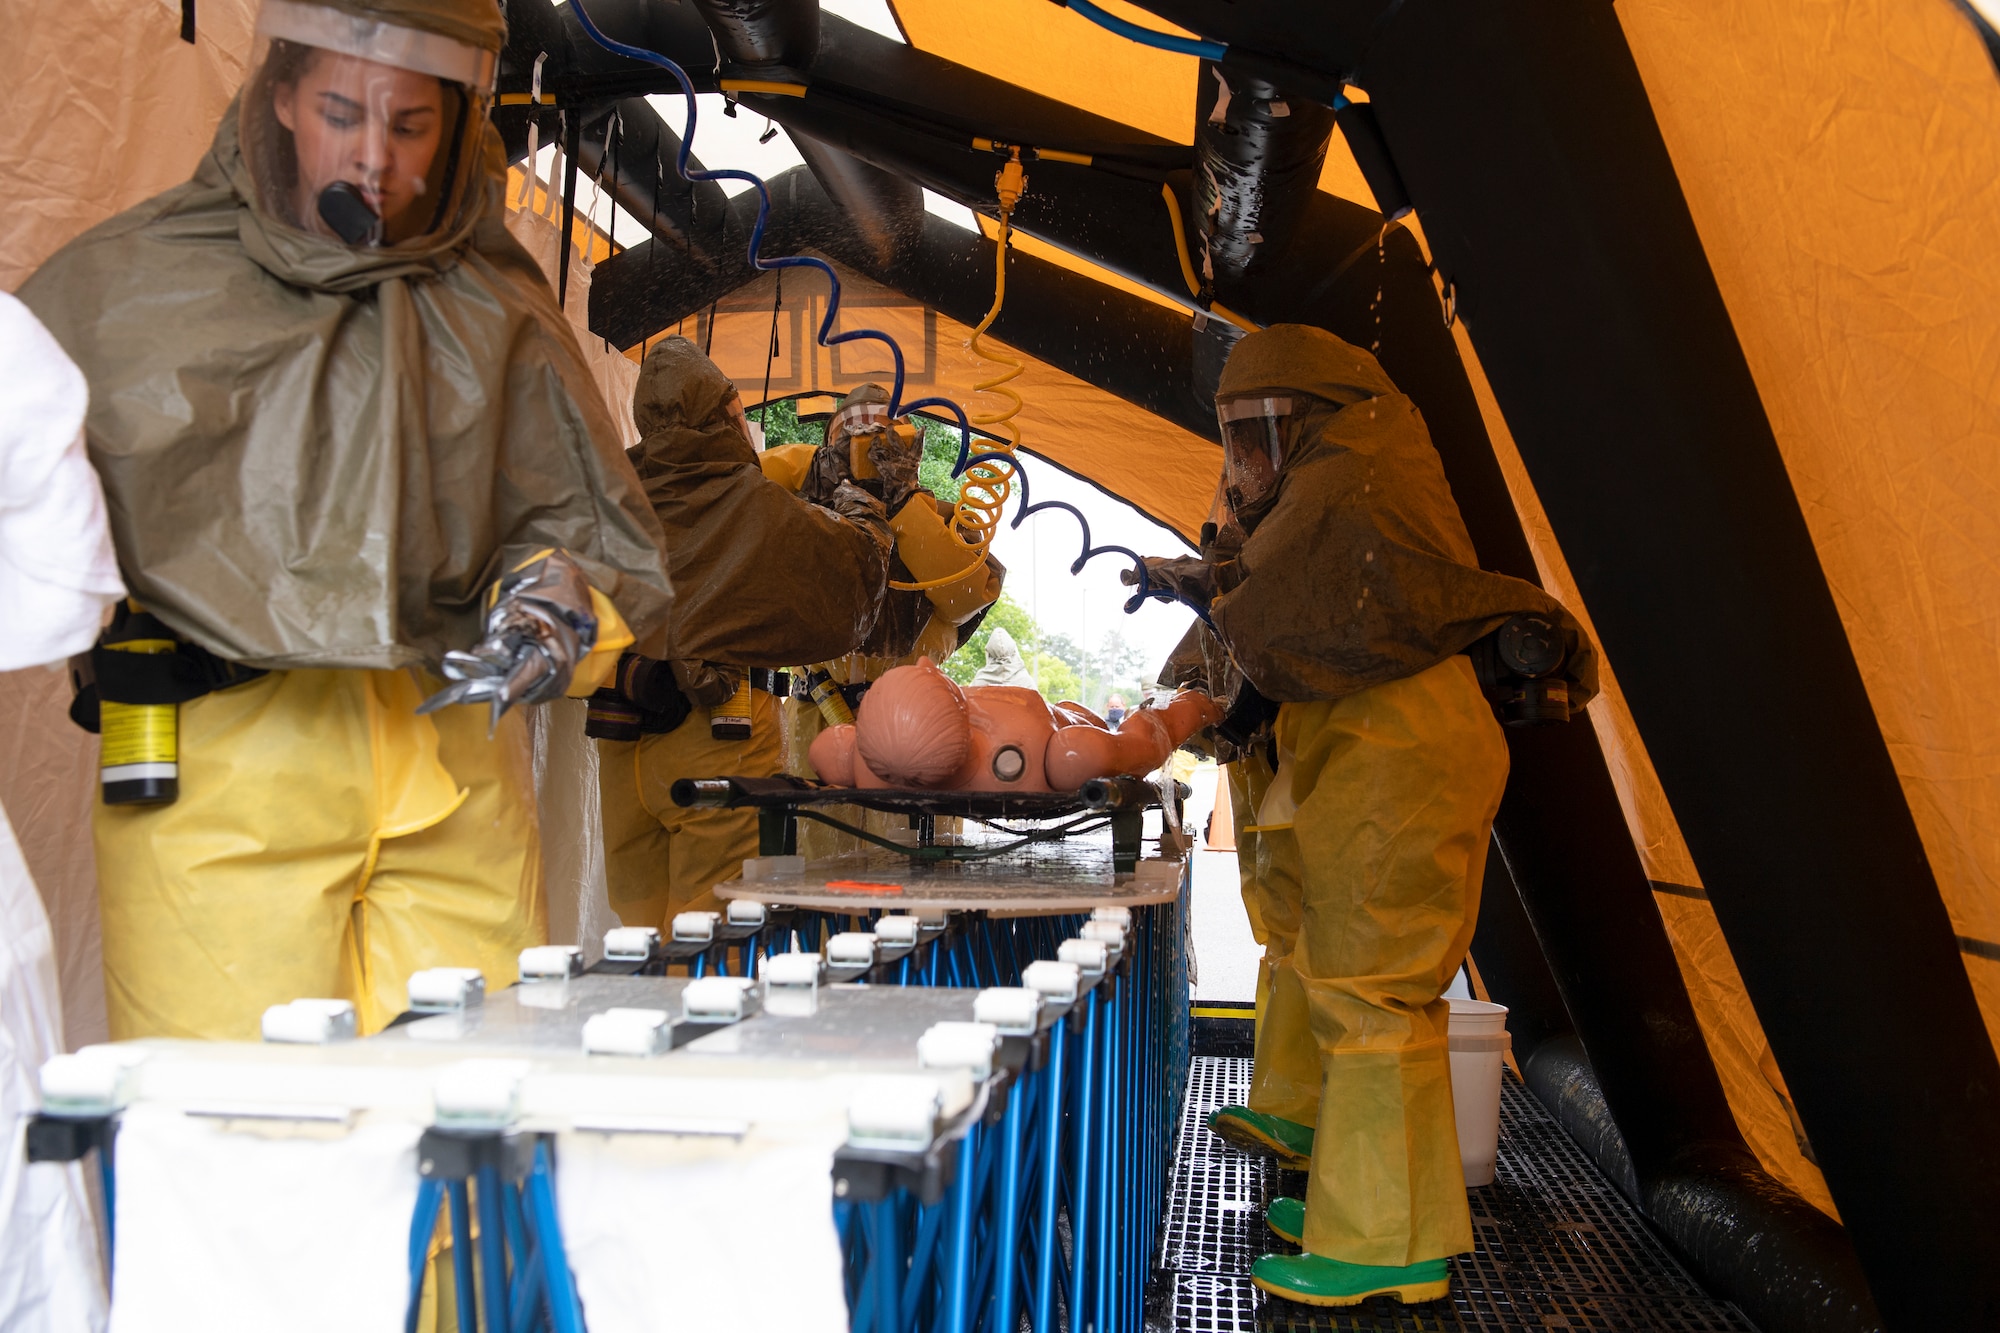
[418,550,599,728]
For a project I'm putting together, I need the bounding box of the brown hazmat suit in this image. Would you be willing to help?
[600,339,898,926]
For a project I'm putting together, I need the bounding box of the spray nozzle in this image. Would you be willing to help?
[995,149,1027,215]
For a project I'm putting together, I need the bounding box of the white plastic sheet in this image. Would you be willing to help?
[555,1118,850,1333]
[0,813,107,1333]
[530,696,617,962]
[107,1105,421,1333]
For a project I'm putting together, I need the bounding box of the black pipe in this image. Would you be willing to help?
[685,0,928,271]
[1522,1038,1881,1333]
[1345,3,2000,1325]
[687,0,817,82]
[1332,102,1411,220]
[1191,57,1338,309]
[587,165,1218,444]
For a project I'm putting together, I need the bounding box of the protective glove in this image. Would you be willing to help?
[826,478,889,528]
[419,550,599,728]
[802,438,854,507]
[824,480,895,561]
[864,425,925,514]
[1121,556,1217,612]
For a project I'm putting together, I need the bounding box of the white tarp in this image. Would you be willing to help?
[107,1105,422,1333]
[555,1119,850,1333]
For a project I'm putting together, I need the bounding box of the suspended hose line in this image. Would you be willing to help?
[1060,0,1227,61]
[892,149,1029,593]
[1158,183,1259,332]
[567,0,921,418]
[568,1,1209,626]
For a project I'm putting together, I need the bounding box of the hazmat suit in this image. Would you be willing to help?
[765,385,1005,858]
[594,338,897,925]
[968,626,1038,689]
[1156,325,1594,1306]
[0,292,114,1332]
[18,0,673,1041]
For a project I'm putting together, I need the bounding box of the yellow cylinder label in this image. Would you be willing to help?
[811,680,855,728]
[101,701,178,767]
[714,669,754,721]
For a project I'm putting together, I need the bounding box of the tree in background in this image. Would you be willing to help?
[939,592,1085,704]
[1085,628,1153,715]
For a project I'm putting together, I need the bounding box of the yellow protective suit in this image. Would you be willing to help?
[95,669,544,1040]
[599,690,783,927]
[1225,750,1289,1043]
[1247,656,1508,1267]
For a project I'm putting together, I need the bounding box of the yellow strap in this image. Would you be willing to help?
[568,587,634,698]
[720,79,808,97]
[1158,183,1260,332]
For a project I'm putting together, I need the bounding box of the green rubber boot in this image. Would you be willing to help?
[1251,1253,1453,1308]
[1205,1106,1314,1168]
[1265,1196,1305,1245]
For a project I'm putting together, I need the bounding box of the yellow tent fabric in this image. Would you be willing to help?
[659,259,1218,542]
[1449,321,1838,1215]
[1615,0,2000,1051]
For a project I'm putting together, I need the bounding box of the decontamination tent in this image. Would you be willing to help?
[6,0,2000,1328]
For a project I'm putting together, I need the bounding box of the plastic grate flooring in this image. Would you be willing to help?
[1157,1057,1759,1333]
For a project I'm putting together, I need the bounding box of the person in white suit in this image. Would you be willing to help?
[0,289,124,1332]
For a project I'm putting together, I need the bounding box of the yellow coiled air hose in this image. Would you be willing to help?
[889,149,1029,593]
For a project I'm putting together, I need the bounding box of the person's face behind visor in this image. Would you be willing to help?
[1217,394,1293,522]
[273,50,446,243]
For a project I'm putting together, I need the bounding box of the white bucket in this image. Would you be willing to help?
[1447,998,1510,1187]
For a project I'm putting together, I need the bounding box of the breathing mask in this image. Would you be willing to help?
[1469,613,1576,726]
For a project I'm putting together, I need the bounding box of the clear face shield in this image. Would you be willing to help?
[241,0,495,247]
[1217,394,1294,518]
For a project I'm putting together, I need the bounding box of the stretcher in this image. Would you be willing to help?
[27,880,1189,1333]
